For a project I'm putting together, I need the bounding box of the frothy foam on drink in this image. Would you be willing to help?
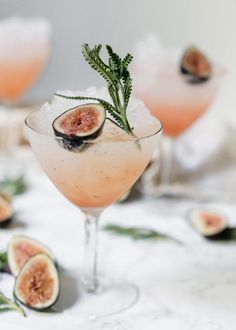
[132,34,181,77]
[0,17,51,58]
[35,87,161,140]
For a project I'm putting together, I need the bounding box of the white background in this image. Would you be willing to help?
[1,0,236,116]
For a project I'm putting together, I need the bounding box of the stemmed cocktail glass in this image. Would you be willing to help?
[0,17,51,175]
[0,17,51,106]
[132,39,224,196]
[25,96,162,317]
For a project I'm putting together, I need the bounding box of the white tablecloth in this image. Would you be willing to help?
[1,148,236,330]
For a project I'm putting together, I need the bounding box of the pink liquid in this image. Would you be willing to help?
[133,70,222,137]
[0,54,48,103]
[49,155,148,208]
[28,127,160,209]
[140,98,211,137]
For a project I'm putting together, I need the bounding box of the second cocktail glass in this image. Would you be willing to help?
[132,52,224,194]
[0,17,51,105]
[0,17,51,175]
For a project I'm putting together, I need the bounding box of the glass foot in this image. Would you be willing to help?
[54,271,139,320]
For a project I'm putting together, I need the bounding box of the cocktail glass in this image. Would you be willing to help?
[25,105,162,317]
[132,60,224,195]
[0,17,51,175]
[0,17,51,105]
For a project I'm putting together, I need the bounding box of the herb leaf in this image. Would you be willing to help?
[54,93,129,133]
[54,94,117,114]
[103,224,182,244]
[0,176,27,198]
[0,252,7,271]
[0,292,26,317]
[82,44,117,89]
[55,44,134,135]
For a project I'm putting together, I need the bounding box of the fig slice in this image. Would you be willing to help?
[14,254,59,310]
[52,103,106,149]
[189,209,228,239]
[7,235,55,277]
[180,47,211,83]
[0,196,13,227]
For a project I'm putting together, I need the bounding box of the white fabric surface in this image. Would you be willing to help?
[1,148,236,329]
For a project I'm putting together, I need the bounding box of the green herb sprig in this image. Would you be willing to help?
[103,224,182,244]
[0,252,7,271]
[0,176,27,199]
[55,44,134,135]
[0,292,26,317]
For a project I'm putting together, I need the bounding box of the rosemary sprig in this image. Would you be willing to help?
[55,43,134,135]
[0,292,26,317]
[0,252,7,271]
[0,175,27,198]
[103,224,182,244]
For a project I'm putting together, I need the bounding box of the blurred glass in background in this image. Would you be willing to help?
[0,16,51,175]
[0,17,51,105]
[131,35,225,194]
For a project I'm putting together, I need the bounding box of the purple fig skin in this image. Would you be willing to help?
[180,47,211,83]
[0,218,12,228]
[0,264,11,274]
[203,227,230,240]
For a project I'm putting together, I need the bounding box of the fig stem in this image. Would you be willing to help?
[82,209,102,293]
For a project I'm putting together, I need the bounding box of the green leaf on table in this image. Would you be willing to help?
[0,252,7,271]
[0,292,26,317]
[0,175,27,198]
[103,224,182,244]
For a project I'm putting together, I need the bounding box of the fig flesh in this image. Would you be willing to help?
[0,196,12,227]
[52,103,106,151]
[14,254,59,310]
[180,47,211,83]
[190,209,228,239]
[8,235,55,277]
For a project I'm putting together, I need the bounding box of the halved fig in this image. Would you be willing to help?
[14,254,59,310]
[190,209,228,239]
[52,103,106,151]
[180,47,211,83]
[8,235,55,277]
[0,196,13,227]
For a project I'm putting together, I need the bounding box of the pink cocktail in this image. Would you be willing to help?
[133,67,223,137]
[0,17,51,104]
[26,88,162,317]
[132,36,224,190]
[0,54,48,104]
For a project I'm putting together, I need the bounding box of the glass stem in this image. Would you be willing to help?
[82,209,102,293]
[160,136,174,186]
